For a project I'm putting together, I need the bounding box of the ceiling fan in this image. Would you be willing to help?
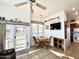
[14,0,47,13]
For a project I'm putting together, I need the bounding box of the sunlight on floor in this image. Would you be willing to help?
[28,49,40,54]
[17,49,40,58]
[50,50,75,59]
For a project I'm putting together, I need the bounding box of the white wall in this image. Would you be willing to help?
[44,11,65,39]
[44,11,71,51]
[0,4,30,23]
[44,11,66,47]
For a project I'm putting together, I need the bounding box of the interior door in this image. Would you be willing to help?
[15,25,27,51]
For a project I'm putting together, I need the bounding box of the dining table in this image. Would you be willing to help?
[37,37,49,48]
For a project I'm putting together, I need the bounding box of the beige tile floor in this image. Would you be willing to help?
[17,43,79,59]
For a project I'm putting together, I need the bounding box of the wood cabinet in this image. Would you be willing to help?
[53,37,64,51]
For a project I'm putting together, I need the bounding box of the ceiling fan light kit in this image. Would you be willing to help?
[30,0,36,2]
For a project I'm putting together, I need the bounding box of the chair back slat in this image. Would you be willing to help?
[49,36,52,42]
[33,36,37,42]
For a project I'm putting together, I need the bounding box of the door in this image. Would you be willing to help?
[5,24,15,50]
[15,25,27,51]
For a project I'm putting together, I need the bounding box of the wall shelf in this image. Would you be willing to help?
[0,20,30,26]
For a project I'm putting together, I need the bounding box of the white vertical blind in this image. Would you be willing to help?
[6,25,15,50]
[5,25,27,51]
[15,25,27,51]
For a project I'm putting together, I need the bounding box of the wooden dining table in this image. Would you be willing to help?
[37,37,49,48]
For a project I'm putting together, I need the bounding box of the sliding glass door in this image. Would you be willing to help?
[5,24,15,50]
[15,25,27,51]
[5,25,27,51]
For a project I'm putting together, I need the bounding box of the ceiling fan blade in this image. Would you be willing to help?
[14,2,27,7]
[36,2,47,10]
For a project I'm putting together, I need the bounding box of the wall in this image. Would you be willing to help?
[44,11,65,47]
[0,4,30,23]
[44,11,71,51]
[44,11,65,39]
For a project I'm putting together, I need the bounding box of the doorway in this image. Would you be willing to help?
[70,24,75,42]
[5,25,28,53]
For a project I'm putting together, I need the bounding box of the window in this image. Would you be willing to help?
[32,23,44,37]
[38,24,44,36]
[32,24,38,37]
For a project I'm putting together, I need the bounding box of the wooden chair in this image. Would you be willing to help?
[45,36,52,48]
[33,36,39,48]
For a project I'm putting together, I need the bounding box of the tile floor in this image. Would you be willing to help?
[17,43,79,59]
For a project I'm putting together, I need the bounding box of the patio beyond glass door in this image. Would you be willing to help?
[15,25,27,51]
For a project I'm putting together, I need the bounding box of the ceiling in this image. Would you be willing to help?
[0,0,79,21]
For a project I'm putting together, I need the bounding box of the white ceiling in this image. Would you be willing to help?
[0,0,79,20]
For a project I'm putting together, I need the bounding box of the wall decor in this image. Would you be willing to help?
[45,16,60,22]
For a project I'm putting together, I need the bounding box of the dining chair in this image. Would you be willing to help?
[33,36,39,48]
[45,36,52,48]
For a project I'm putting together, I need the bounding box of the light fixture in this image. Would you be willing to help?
[72,8,76,11]
[75,11,78,15]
